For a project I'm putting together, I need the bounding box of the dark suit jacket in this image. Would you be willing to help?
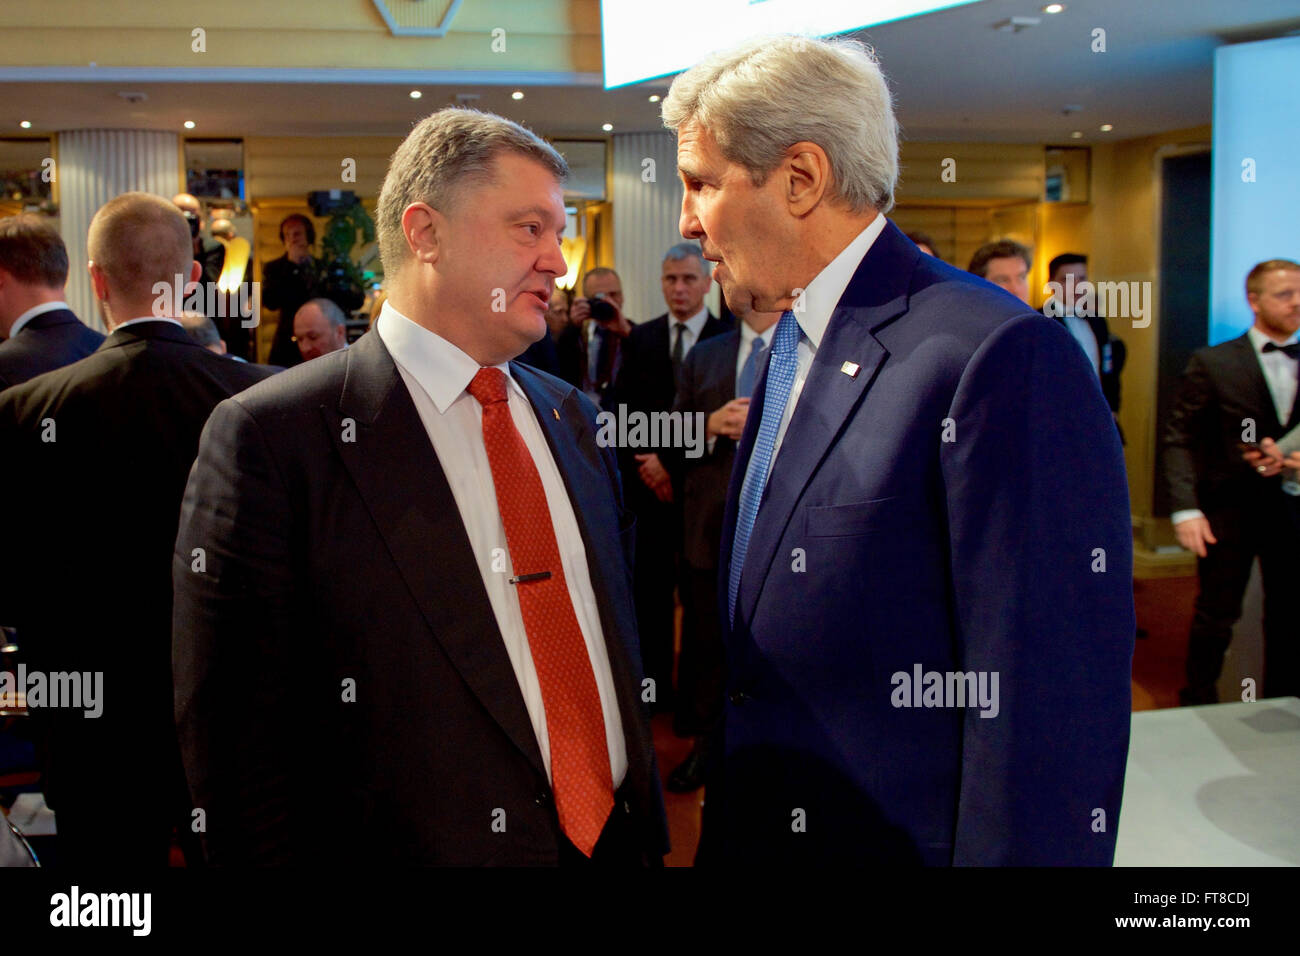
[0,320,276,828]
[0,308,105,389]
[171,330,669,865]
[261,253,320,367]
[1048,310,1126,413]
[713,221,1134,865]
[671,330,741,570]
[1162,333,1296,515]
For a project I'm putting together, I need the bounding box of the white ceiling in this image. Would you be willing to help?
[2,0,1298,145]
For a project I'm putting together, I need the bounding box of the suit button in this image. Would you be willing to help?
[623,800,632,815]
[535,791,551,807]
[729,690,752,705]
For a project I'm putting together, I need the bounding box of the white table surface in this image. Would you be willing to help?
[1115,696,1300,866]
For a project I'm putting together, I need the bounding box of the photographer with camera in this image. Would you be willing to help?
[171,192,227,302]
[564,266,631,406]
[263,213,322,367]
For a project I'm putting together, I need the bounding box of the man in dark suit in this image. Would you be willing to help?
[262,213,321,368]
[567,267,633,405]
[0,193,275,867]
[1164,258,1300,704]
[172,108,668,866]
[666,35,1133,865]
[607,243,731,715]
[0,214,104,388]
[1044,253,1126,423]
[666,297,780,791]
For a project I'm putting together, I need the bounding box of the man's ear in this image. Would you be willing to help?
[783,141,833,217]
[88,262,109,301]
[402,202,443,266]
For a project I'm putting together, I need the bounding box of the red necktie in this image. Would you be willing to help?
[466,367,614,856]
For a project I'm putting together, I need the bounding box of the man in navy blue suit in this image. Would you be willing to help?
[664,35,1134,865]
[0,214,103,389]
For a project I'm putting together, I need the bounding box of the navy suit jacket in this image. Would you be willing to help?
[713,221,1134,865]
[0,308,104,389]
[172,329,668,865]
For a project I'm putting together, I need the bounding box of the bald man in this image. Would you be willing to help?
[0,192,276,867]
[292,297,349,361]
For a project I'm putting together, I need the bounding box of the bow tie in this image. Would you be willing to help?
[1263,341,1300,359]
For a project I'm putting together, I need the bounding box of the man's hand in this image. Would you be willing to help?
[1243,437,1300,476]
[707,398,750,440]
[1174,516,1217,558]
[634,453,673,502]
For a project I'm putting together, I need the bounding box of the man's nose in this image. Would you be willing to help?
[680,196,702,241]
[540,233,567,275]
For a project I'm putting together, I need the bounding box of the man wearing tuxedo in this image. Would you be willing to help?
[666,297,780,792]
[666,35,1134,865]
[607,244,731,715]
[173,108,668,866]
[1044,253,1126,425]
[0,214,103,388]
[0,193,275,866]
[1163,258,1300,704]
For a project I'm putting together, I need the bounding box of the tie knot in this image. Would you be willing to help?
[771,310,800,354]
[467,366,509,406]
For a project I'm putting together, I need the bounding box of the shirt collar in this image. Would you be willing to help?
[669,305,709,340]
[789,214,887,349]
[1248,325,1300,355]
[375,300,520,414]
[111,316,183,332]
[9,300,70,337]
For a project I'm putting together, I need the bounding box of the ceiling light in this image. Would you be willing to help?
[409,90,422,99]
[1070,130,1083,139]
[1099,123,1113,132]
[511,90,524,100]
[602,123,613,132]
[648,94,661,103]
[1043,3,1065,13]
[19,120,31,129]
[184,120,196,129]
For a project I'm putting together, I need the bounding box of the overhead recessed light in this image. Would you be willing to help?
[409,90,422,99]
[19,120,31,129]
[602,123,613,132]
[1070,130,1083,139]
[1043,3,1065,13]
[1099,123,1113,132]
[511,90,524,100]
[648,94,661,103]
[184,120,196,129]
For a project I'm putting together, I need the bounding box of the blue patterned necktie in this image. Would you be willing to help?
[728,310,799,621]
[736,334,766,399]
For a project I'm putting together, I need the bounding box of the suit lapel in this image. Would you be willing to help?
[731,220,915,626]
[1235,334,1285,434]
[324,332,548,779]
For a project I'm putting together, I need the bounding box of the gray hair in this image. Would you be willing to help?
[376,108,569,275]
[661,35,898,214]
[298,297,348,327]
[662,241,711,274]
[178,311,222,348]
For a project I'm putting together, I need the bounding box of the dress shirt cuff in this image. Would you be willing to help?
[1170,509,1204,526]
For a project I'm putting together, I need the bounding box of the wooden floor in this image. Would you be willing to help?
[651,574,1202,865]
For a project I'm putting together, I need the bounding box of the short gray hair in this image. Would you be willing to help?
[376,108,568,276]
[662,241,710,274]
[297,297,348,327]
[662,35,898,214]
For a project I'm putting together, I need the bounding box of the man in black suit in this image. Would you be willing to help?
[608,243,731,715]
[666,296,780,791]
[567,267,633,405]
[1044,253,1126,423]
[1164,258,1300,704]
[0,193,275,867]
[262,213,321,367]
[172,108,668,866]
[0,214,103,388]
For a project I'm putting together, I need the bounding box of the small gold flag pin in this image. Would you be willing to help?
[840,361,860,378]
[552,408,560,420]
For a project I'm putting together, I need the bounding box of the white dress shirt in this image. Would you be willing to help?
[1063,313,1101,375]
[8,300,71,338]
[111,316,184,333]
[766,213,887,470]
[376,302,627,787]
[1171,324,1300,526]
[668,305,710,362]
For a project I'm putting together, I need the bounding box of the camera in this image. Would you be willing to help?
[589,292,617,323]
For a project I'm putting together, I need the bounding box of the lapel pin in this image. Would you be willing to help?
[552,408,560,420]
[840,361,860,378]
